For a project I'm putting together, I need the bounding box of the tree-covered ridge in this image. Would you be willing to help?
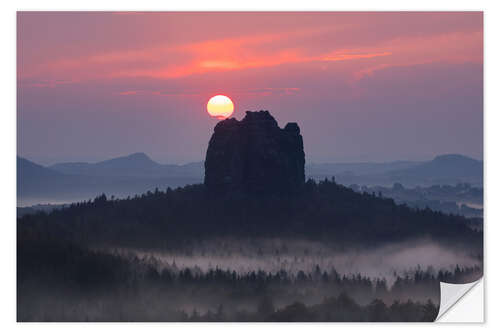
[18,178,482,250]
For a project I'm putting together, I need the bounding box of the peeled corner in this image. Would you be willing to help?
[436,278,484,322]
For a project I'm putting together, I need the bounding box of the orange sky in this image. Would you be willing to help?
[17,12,483,164]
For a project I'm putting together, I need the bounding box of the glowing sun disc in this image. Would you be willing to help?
[207,95,234,119]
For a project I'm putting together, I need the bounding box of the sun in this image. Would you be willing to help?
[207,95,234,120]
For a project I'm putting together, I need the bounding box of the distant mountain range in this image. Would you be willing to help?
[309,154,483,187]
[17,154,203,206]
[50,152,204,178]
[386,154,483,184]
[17,153,482,206]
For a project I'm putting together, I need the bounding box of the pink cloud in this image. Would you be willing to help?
[17,12,482,91]
[19,79,76,88]
[115,87,301,98]
[352,30,482,81]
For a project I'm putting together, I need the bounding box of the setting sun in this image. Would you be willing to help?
[207,95,234,119]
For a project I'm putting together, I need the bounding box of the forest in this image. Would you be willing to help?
[18,178,482,249]
[18,237,482,321]
[349,183,483,218]
[17,178,483,321]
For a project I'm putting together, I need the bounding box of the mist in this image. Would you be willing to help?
[103,237,481,285]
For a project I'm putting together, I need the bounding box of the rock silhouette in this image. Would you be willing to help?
[204,110,305,194]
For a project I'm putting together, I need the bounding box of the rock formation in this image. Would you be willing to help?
[204,110,305,194]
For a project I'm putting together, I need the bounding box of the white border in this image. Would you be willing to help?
[2,0,499,331]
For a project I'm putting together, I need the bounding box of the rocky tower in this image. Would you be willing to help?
[204,110,305,194]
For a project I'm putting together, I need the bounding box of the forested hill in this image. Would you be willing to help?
[17,178,482,251]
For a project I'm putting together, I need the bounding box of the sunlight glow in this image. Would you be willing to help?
[207,95,234,119]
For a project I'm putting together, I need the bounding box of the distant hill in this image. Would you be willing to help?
[50,152,203,178]
[388,154,483,182]
[17,203,68,218]
[18,153,482,206]
[17,157,78,199]
[308,154,483,187]
[18,154,203,206]
[18,157,65,182]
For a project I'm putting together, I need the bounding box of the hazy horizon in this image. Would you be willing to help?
[19,150,482,167]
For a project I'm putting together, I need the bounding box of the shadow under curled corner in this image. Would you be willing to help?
[436,278,484,322]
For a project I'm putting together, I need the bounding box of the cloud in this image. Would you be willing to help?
[117,91,138,95]
[19,79,76,88]
[352,30,482,81]
[20,27,394,82]
[17,13,482,90]
[115,87,301,97]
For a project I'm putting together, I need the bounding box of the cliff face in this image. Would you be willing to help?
[204,110,305,194]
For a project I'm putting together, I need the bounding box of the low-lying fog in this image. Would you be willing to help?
[104,238,481,285]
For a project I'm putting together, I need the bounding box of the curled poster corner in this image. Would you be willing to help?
[436,278,484,322]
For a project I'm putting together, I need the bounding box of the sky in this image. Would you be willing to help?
[17,12,483,165]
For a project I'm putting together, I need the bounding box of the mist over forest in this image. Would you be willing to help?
[17,178,483,321]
